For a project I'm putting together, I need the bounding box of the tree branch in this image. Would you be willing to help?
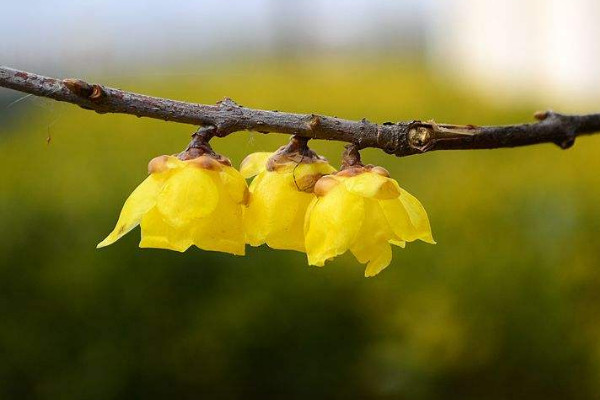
[1,65,599,156]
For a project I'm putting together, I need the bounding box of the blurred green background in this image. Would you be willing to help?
[1,58,600,399]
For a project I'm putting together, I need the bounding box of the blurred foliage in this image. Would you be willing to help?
[1,58,600,399]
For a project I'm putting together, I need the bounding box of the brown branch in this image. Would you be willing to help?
[1,65,599,156]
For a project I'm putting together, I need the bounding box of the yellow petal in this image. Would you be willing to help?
[314,175,341,197]
[240,152,273,178]
[380,188,435,244]
[220,166,249,204]
[398,188,435,244]
[244,171,311,252]
[389,239,406,248]
[363,243,392,277]
[148,155,185,174]
[97,172,167,248]
[303,195,317,234]
[293,161,337,177]
[155,166,219,228]
[290,161,337,193]
[343,172,401,200]
[139,207,193,252]
[350,200,395,276]
[243,173,268,246]
[193,183,246,255]
[305,184,364,266]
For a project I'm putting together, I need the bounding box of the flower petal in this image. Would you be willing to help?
[220,166,249,204]
[244,171,311,252]
[139,207,193,252]
[398,188,435,244]
[97,172,167,248]
[155,166,219,228]
[193,182,245,255]
[389,239,406,248]
[363,243,392,277]
[380,188,435,244]
[305,185,364,266]
[343,172,401,200]
[293,161,337,177]
[240,152,272,178]
[350,200,395,276]
[243,173,268,246]
[292,162,337,193]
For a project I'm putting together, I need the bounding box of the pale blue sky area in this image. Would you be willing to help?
[0,0,432,73]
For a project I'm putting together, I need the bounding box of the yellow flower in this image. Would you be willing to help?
[97,154,248,255]
[241,151,336,252]
[305,166,434,277]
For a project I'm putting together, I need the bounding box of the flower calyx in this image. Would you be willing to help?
[266,135,328,172]
[177,126,232,166]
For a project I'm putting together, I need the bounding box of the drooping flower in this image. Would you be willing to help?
[241,137,336,252]
[304,163,434,277]
[97,152,248,255]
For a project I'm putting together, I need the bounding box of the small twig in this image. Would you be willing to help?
[1,65,599,157]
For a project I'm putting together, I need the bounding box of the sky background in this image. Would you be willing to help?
[2,0,599,108]
[0,0,428,72]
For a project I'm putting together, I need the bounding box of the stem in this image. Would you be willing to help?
[1,66,600,157]
[341,144,363,169]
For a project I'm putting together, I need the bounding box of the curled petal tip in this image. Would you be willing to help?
[421,233,436,244]
[313,175,340,197]
[148,155,172,174]
[389,239,406,248]
[370,166,390,177]
[96,237,113,249]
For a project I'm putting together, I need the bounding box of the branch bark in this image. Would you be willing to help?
[1,65,599,157]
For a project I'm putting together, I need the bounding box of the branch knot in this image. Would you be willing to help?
[63,78,105,101]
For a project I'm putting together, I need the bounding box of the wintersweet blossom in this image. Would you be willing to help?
[98,154,248,255]
[304,165,434,277]
[241,140,336,252]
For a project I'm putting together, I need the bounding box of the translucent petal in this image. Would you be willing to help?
[363,244,392,277]
[148,155,185,174]
[155,166,219,228]
[380,188,435,244]
[343,172,401,200]
[220,166,249,204]
[293,161,337,177]
[193,182,245,255]
[139,207,193,252]
[350,200,395,276]
[303,196,317,235]
[97,172,167,248]
[305,185,364,266]
[389,239,406,248]
[291,162,337,193]
[398,188,435,244]
[244,171,311,252]
[240,152,272,178]
[243,173,267,245]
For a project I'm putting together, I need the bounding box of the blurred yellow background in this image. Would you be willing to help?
[2,1,600,398]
